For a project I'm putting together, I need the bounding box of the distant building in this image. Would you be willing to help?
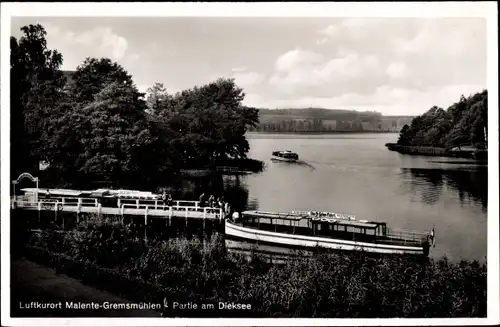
[322,120,337,130]
[361,122,374,131]
[379,116,414,132]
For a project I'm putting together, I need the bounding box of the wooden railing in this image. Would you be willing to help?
[120,203,224,219]
[11,196,224,219]
[118,198,202,209]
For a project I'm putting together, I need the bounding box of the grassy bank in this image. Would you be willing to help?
[17,220,487,318]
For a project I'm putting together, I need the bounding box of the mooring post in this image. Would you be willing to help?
[54,201,58,225]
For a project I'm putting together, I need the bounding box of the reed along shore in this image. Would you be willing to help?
[12,218,487,318]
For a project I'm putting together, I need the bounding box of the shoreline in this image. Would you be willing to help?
[248,131,399,135]
[385,143,488,161]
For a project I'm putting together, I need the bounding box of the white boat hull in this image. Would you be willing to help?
[225,221,427,256]
[271,156,298,163]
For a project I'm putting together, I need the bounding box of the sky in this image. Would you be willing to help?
[11,16,487,115]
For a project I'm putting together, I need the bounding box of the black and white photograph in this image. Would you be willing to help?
[1,2,499,326]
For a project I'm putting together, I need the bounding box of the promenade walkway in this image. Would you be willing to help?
[10,258,161,317]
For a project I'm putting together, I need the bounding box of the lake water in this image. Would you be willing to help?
[230,133,487,262]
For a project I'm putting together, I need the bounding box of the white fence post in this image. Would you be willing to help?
[97,203,102,216]
[117,199,121,208]
[145,206,148,225]
[203,207,207,219]
[136,199,139,209]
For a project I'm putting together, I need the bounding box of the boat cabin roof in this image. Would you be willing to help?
[243,210,383,229]
[20,188,159,199]
[273,150,298,154]
[311,218,379,229]
[21,188,85,197]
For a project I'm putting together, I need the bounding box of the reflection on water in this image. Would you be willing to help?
[401,168,487,211]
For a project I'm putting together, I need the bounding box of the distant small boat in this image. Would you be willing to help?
[271,150,299,163]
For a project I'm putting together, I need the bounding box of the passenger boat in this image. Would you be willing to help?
[271,150,299,162]
[225,210,434,256]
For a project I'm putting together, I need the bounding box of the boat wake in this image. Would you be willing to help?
[272,159,315,170]
[296,160,316,170]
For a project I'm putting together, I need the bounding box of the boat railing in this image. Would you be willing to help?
[385,228,431,244]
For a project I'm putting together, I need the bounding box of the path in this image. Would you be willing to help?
[10,258,161,317]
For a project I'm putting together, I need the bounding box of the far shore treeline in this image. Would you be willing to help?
[394,91,488,150]
[11,24,261,190]
[248,108,411,133]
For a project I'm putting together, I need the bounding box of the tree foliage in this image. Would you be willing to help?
[147,78,259,168]
[397,91,488,149]
[11,24,260,188]
[10,24,66,177]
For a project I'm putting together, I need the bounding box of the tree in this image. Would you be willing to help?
[10,24,66,177]
[69,57,137,104]
[397,90,487,149]
[44,81,159,187]
[157,78,259,167]
[397,125,411,145]
[145,82,172,116]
